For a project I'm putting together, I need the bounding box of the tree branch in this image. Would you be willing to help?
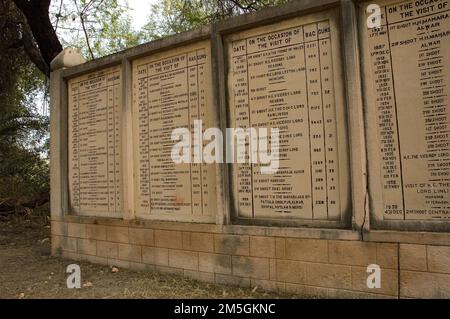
[21,24,50,76]
[12,0,63,74]
[73,0,94,59]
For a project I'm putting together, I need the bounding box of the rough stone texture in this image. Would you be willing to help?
[51,220,450,298]
[427,246,450,275]
[154,230,182,249]
[250,236,275,258]
[400,244,427,272]
[214,234,249,256]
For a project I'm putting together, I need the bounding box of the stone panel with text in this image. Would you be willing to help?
[361,0,450,222]
[132,40,217,222]
[226,9,350,223]
[68,65,123,217]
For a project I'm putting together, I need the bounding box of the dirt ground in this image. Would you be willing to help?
[0,212,291,299]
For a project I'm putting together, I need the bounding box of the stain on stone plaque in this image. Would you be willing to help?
[132,41,217,222]
[362,0,450,220]
[227,10,350,222]
[68,65,123,217]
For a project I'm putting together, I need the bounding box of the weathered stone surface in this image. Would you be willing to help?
[50,48,85,70]
[142,247,169,266]
[232,256,270,280]
[154,230,182,249]
[118,244,142,263]
[427,246,450,274]
[129,228,154,246]
[106,226,129,244]
[400,244,427,271]
[250,236,275,258]
[85,224,107,241]
[97,241,119,259]
[285,238,328,263]
[214,234,249,256]
[198,253,232,275]
[276,260,307,284]
[183,232,214,252]
[401,271,450,299]
[77,238,97,256]
[169,250,198,271]
[305,263,352,290]
[329,241,377,266]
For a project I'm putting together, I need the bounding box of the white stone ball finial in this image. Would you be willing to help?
[50,48,86,71]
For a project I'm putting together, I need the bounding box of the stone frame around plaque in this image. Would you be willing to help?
[67,65,124,218]
[215,1,359,229]
[131,40,219,224]
[357,0,450,232]
[54,62,126,220]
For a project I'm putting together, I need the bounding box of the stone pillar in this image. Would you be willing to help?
[49,49,85,222]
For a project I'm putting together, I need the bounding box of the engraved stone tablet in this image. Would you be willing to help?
[226,10,350,222]
[68,65,123,217]
[362,0,450,221]
[132,41,217,222]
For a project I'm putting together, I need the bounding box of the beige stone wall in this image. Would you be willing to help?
[50,217,450,298]
[49,0,450,299]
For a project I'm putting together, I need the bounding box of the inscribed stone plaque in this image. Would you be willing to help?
[68,65,123,217]
[226,10,350,222]
[132,40,217,222]
[361,0,450,221]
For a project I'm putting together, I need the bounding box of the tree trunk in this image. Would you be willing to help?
[12,0,63,75]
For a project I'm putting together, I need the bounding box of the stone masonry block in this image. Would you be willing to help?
[154,230,182,249]
[306,262,352,290]
[198,253,232,275]
[85,224,107,241]
[214,234,249,256]
[67,223,86,238]
[351,266,398,296]
[401,270,450,298]
[106,226,129,243]
[250,236,275,258]
[97,241,118,259]
[129,228,154,246]
[427,245,450,274]
[329,241,377,266]
[276,259,307,284]
[77,238,97,256]
[400,244,427,271]
[142,246,169,266]
[169,249,198,271]
[232,256,270,280]
[183,232,214,252]
[285,238,328,262]
[118,244,142,263]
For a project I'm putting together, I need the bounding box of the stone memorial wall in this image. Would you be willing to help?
[50,0,450,298]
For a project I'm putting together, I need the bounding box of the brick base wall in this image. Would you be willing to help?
[51,218,450,299]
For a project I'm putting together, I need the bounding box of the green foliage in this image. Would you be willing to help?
[51,0,142,59]
[141,0,290,40]
[0,0,49,212]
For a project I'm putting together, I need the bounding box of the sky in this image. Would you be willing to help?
[126,0,159,30]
